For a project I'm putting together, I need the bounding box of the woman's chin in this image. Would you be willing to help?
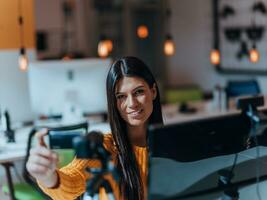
[128,119,145,127]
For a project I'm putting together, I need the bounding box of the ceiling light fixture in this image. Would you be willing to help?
[210,49,220,65]
[18,0,28,71]
[164,34,175,56]
[137,25,149,39]
[249,43,260,63]
[164,0,175,56]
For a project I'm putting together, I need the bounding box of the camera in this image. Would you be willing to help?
[48,122,88,149]
[47,122,110,160]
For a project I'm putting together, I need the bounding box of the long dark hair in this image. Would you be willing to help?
[106,56,163,200]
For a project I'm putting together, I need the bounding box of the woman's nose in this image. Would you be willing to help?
[127,95,138,108]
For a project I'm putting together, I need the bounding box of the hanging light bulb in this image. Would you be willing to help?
[97,35,112,57]
[249,44,260,63]
[210,49,220,65]
[18,0,28,71]
[249,49,260,63]
[19,47,28,71]
[98,40,109,58]
[137,25,149,39]
[164,35,175,56]
[104,39,113,53]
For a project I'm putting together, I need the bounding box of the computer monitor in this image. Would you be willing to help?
[148,111,267,200]
[28,58,111,118]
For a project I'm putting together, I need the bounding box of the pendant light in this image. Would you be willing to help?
[104,39,113,53]
[98,41,109,58]
[164,34,175,56]
[96,0,113,59]
[248,0,263,63]
[137,25,149,39]
[19,48,28,71]
[18,0,28,71]
[163,0,175,56]
[210,0,221,65]
[249,43,260,63]
[97,35,112,58]
[210,49,221,65]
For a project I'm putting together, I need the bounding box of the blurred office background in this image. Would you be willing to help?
[1,0,267,199]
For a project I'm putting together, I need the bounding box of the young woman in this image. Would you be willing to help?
[26,56,163,200]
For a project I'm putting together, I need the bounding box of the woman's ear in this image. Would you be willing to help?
[152,83,157,100]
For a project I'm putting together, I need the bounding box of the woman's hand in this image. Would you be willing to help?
[26,129,59,188]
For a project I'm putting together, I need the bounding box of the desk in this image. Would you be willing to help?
[162,99,267,124]
[0,127,31,200]
[162,100,234,124]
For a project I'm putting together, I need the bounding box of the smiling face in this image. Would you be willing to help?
[115,76,157,128]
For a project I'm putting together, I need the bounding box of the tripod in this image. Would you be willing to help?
[84,159,119,200]
[73,131,119,200]
[218,169,239,200]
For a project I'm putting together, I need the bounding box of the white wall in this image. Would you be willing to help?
[0,49,36,122]
[168,0,267,93]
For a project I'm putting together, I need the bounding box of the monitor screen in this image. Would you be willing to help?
[28,58,111,117]
[148,111,267,200]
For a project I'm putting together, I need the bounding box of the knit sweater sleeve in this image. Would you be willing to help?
[38,133,117,200]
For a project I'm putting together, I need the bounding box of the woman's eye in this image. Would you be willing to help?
[116,95,126,100]
[135,89,144,95]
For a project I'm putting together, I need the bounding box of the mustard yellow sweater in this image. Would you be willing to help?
[39,134,148,200]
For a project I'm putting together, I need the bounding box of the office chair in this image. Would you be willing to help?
[2,122,88,200]
[225,80,261,108]
[225,80,260,98]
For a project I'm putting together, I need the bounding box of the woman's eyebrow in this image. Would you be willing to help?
[116,85,145,95]
[133,85,145,91]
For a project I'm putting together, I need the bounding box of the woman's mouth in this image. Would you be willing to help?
[129,109,143,117]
